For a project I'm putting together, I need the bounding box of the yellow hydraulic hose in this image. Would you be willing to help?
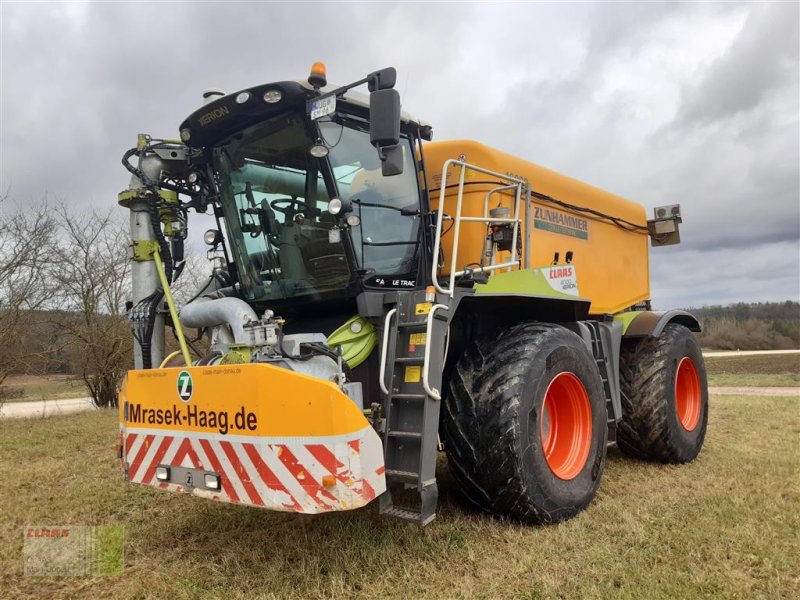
[152,246,192,367]
[159,350,183,369]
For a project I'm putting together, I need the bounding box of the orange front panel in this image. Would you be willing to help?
[119,363,369,438]
[424,140,650,314]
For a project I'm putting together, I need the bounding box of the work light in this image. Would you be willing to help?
[263,89,282,104]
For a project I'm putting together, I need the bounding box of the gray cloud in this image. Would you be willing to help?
[1,1,797,309]
[675,1,799,126]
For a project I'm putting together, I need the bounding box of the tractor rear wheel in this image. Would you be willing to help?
[442,322,607,524]
[617,323,708,463]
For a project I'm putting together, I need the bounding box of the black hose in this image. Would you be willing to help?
[148,197,173,284]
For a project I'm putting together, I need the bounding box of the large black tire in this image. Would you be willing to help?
[618,323,708,463]
[442,322,607,524]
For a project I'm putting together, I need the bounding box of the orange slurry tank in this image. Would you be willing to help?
[423,140,651,315]
[118,364,386,513]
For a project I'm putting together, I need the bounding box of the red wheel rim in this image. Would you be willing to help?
[675,357,701,431]
[540,372,593,480]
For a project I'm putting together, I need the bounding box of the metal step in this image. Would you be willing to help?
[382,506,423,523]
[385,469,419,481]
[391,393,426,401]
[397,321,427,328]
[387,431,422,439]
[395,356,424,364]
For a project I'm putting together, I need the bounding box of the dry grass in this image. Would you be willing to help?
[1,392,798,600]
[705,353,800,387]
[0,375,88,403]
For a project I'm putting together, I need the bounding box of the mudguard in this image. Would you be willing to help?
[615,309,701,338]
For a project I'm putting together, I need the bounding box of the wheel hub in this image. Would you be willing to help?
[540,372,593,480]
[675,357,701,431]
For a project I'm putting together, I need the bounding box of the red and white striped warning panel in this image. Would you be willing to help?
[123,427,386,512]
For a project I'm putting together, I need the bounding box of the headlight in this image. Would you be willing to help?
[329,198,343,215]
[346,214,361,227]
[263,89,282,103]
[309,142,329,158]
[235,92,250,104]
[180,128,191,142]
[204,229,221,246]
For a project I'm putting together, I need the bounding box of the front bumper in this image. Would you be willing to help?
[118,363,385,513]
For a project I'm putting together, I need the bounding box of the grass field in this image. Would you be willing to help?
[704,353,799,387]
[0,375,88,403]
[1,392,798,599]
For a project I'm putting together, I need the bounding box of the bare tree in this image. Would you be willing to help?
[50,205,131,407]
[0,196,56,388]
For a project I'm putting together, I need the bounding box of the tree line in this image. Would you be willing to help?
[686,301,800,350]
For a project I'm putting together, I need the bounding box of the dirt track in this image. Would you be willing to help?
[708,386,799,397]
[0,397,97,419]
[703,349,800,358]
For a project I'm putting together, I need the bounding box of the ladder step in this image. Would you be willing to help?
[382,506,422,522]
[388,430,422,439]
[395,357,424,364]
[391,393,426,401]
[385,469,419,481]
[397,321,426,328]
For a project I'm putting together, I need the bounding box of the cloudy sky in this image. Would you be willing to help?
[1,1,798,309]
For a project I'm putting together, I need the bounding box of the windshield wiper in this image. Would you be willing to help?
[362,240,420,247]
[352,198,419,216]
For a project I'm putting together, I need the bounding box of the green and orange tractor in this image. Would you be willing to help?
[117,63,707,525]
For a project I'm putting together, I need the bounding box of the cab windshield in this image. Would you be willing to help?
[321,118,420,280]
[212,112,421,303]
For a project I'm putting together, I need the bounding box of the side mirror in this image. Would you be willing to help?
[380,145,404,177]
[369,88,401,147]
[370,88,403,176]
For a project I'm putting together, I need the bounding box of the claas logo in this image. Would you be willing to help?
[177,371,193,402]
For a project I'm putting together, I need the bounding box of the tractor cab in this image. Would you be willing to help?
[177,67,432,314]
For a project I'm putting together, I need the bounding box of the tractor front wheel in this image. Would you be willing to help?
[442,323,607,524]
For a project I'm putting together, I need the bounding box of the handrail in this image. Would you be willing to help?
[422,304,449,400]
[431,159,528,297]
[378,308,397,396]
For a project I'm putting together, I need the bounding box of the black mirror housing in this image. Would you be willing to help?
[380,144,404,177]
[369,88,401,147]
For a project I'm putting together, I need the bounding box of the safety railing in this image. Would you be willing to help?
[430,159,530,297]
